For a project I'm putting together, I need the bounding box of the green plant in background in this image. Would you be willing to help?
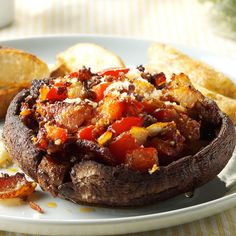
[199,0,223,2]
[200,0,236,39]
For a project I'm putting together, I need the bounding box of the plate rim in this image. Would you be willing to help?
[0,191,235,224]
[1,33,236,61]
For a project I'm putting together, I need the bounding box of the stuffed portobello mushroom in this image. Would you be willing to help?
[3,66,236,207]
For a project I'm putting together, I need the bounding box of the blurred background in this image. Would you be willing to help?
[0,0,235,58]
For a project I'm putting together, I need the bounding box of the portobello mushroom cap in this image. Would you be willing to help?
[3,89,236,207]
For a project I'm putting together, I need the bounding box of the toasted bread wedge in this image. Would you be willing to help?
[193,84,236,124]
[50,62,69,78]
[51,43,125,76]
[0,47,49,118]
[147,43,236,99]
[146,43,236,124]
[0,47,49,87]
[0,86,24,119]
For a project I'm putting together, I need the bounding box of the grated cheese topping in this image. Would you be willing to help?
[63,98,82,104]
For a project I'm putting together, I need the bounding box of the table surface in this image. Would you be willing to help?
[0,0,236,235]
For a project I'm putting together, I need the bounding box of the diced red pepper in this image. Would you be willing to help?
[78,125,96,141]
[98,68,130,77]
[153,108,178,122]
[68,72,79,78]
[54,81,65,87]
[47,87,67,102]
[92,82,111,102]
[109,117,144,136]
[125,147,158,172]
[142,101,161,113]
[46,125,68,144]
[38,138,48,149]
[123,100,144,116]
[109,133,140,163]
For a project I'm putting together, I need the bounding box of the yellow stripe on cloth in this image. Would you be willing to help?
[215,214,226,236]
[224,210,236,235]
[194,221,203,236]
[182,223,191,236]
[204,217,216,236]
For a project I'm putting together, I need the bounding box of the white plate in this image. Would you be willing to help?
[0,35,236,236]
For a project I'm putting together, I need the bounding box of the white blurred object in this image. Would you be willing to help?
[0,0,14,28]
[200,0,236,39]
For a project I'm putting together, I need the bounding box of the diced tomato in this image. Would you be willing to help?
[148,136,184,166]
[38,138,48,149]
[153,108,178,122]
[78,125,96,141]
[110,117,144,136]
[98,68,130,77]
[125,147,158,172]
[142,102,157,113]
[109,133,140,163]
[92,82,111,102]
[46,125,68,143]
[68,72,79,78]
[101,97,124,121]
[54,81,65,87]
[123,100,144,116]
[47,87,67,102]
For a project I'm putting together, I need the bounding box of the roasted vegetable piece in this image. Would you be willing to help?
[0,173,36,199]
[45,125,68,144]
[130,127,149,145]
[146,122,175,137]
[78,125,96,141]
[92,82,111,102]
[148,131,185,165]
[153,72,166,88]
[109,133,140,163]
[153,108,178,122]
[100,97,124,122]
[39,85,49,101]
[97,131,113,145]
[68,72,79,78]
[125,147,158,171]
[123,100,144,116]
[98,68,129,77]
[109,117,144,136]
[46,87,67,102]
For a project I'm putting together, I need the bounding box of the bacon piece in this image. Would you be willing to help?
[29,201,44,213]
[0,173,36,199]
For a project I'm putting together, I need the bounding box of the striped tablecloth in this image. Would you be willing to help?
[0,0,236,235]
